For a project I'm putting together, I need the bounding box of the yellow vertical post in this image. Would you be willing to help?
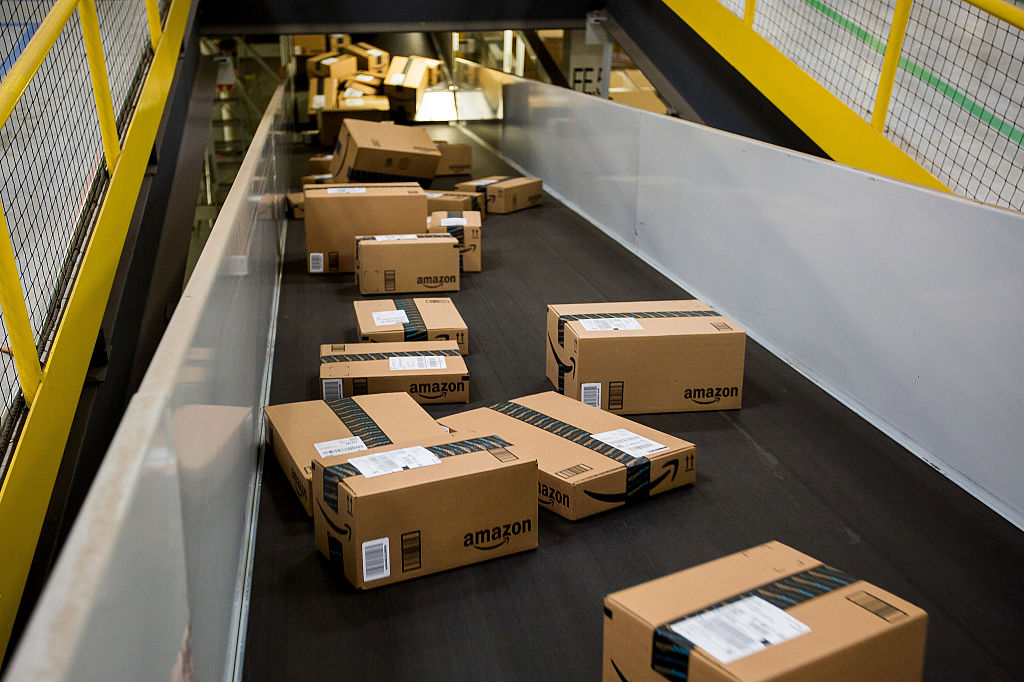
[79,0,121,173]
[0,205,43,405]
[744,0,757,26]
[872,0,914,132]
[144,0,162,50]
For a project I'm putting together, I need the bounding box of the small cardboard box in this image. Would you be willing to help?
[307,77,339,115]
[309,154,334,175]
[301,173,335,186]
[318,96,391,146]
[347,71,383,91]
[425,190,486,217]
[545,299,746,414]
[329,33,351,51]
[438,391,696,520]
[383,56,432,118]
[355,297,468,354]
[328,55,358,81]
[292,34,327,56]
[486,177,543,214]
[428,210,482,272]
[311,431,538,589]
[454,175,511,193]
[304,183,427,273]
[434,141,473,175]
[355,234,460,295]
[264,394,447,516]
[285,192,304,219]
[329,118,441,185]
[343,42,390,76]
[603,541,928,681]
[320,340,469,404]
[413,55,443,85]
[307,52,355,80]
[342,80,378,97]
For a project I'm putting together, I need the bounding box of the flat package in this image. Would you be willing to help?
[355,234,460,295]
[427,210,482,272]
[438,391,695,520]
[425,190,486,217]
[311,431,538,589]
[264,394,446,516]
[318,96,391,145]
[304,183,426,273]
[434,141,473,175]
[545,299,746,414]
[330,118,441,184]
[355,297,468,354]
[485,177,543,214]
[342,42,389,75]
[320,340,469,404]
[603,541,928,681]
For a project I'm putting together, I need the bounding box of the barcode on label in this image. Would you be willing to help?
[579,317,643,331]
[326,187,367,194]
[609,381,624,411]
[322,379,343,401]
[313,436,366,459]
[712,321,733,331]
[374,234,419,241]
[388,356,447,371]
[556,463,593,479]
[312,94,325,109]
[591,428,668,458]
[581,382,601,408]
[401,531,422,571]
[309,252,324,273]
[362,537,390,582]
[669,596,810,664]
[384,270,396,292]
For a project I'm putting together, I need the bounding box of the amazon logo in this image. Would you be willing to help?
[463,519,532,550]
[547,337,575,378]
[683,386,738,405]
[316,498,352,539]
[583,459,681,504]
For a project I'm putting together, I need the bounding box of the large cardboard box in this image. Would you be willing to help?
[292,34,327,56]
[311,431,538,589]
[438,391,695,520]
[264,394,447,516]
[320,340,469,404]
[603,541,928,681]
[355,297,468,354]
[355,234,460,295]
[485,177,543,214]
[343,42,390,76]
[318,96,391,146]
[304,183,427,273]
[434,141,473,175]
[425,190,486,217]
[545,299,746,414]
[329,118,441,185]
[428,210,482,272]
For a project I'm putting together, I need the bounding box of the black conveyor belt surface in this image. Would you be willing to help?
[244,125,1024,680]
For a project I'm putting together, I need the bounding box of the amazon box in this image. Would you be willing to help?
[329,33,351,51]
[485,177,543,214]
[425,190,486,217]
[454,175,510,193]
[304,183,426,273]
[428,210,482,272]
[342,77,379,97]
[355,297,468,354]
[318,96,391,146]
[311,431,537,589]
[309,154,334,174]
[383,56,431,118]
[434,141,473,175]
[603,541,928,682]
[264,394,446,516]
[343,42,390,76]
[320,340,469,404]
[307,52,355,80]
[285,192,304,219]
[293,34,327,56]
[438,391,695,520]
[545,299,746,414]
[329,118,441,185]
[355,234,460,295]
[413,55,443,85]
[307,77,339,116]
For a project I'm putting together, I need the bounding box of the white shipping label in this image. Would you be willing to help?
[312,94,325,109]
[579,317,643,332]
[293,46,302,55]
[344,98,365,106]
[356,73,375,82]
[470,178,501,187]
[343,87,363,98]
[309,252,324,273]
[580,382,601,408]
[366,48,384,56]
[361,537,390,582]
[441,218,467,227]
[326,187,366,194]
[425,192,444,198]
[391,74,406,86]
[313,436,367,459]
[669,596,811,664]
[371,309,410,326]
[321,57,339,65]
[388,356,447,371]
[374,234,419,241]
[349,446,441,478]
[591,429,668,458]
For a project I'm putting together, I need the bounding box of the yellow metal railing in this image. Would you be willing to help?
[0,0,191,663]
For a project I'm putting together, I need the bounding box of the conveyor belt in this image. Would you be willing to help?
[243,125,1024,680]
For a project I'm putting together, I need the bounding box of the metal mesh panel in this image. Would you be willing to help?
[0,1,155,447]
[719,0,745,20]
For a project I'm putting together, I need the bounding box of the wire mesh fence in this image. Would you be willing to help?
[0,1,157,459]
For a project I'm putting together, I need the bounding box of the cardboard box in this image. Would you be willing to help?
[285,192,304,219]
[307,77,339,116]
[304,183,427,273]
[603,541,928,681]
[301,173,335,186]
[355,297,468,354]
[309,154,334,175]
[434,141,473,175]
[438,391,696,520]
[412,55,443,85]
[342,80,378,97]
[264,394,447,516]
[307,52,355,80]
[355,234,460,295]
[545,299,746,414]
[383,56,431,118]
[454,175,511,193]
[347,71,383,90]
[311,431,538,589]
[428,210,482,272]
[486,177,543,214]
[343,42,390,75]
[320,340,469,404]
[329,118,441,185]
[318,96,391,146]
[292,34,327,56]
[329,33,351,51]
[425,190,486,217]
